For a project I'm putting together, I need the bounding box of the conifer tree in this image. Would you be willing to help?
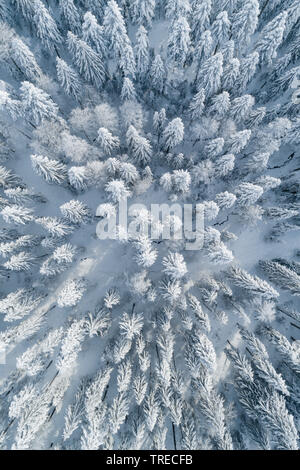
[59,0,81,34]
[33,1,62,53]
[56,58,82,101]
[167,17,191,67]
[196,53,223,98]
[20,82,59,126]
[256,11,288,65]
[130,0,156,27]
[67,32,106,88]
[150,55,167,94]
[135,26,150,79]
[82,12,107,58]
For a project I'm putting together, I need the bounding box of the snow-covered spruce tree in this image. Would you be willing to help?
[134,26,150,80]
[255,11,288,66]
[59,0,81,35]
[162,118,184,151]
[67,32,106,89]
[11,36,42,81]
[20,82,59,126]
[130,0,155,27]
[82,12,107,58]
[150,55,167,94]
[126,126,152,165]
[167,17,191,67]
[196,52,223,98]
[56,58,82,101]
[103,0,135,77]
[31,155,67,185]
[32,0,62,54]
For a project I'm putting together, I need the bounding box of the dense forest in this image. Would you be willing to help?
[0,0,299,450]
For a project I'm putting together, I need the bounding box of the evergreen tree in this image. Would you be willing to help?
[135,26,150,79]
[194,30,214,63]
[165,0,191,20]
[56,58,82,100]
[256,11,288,65]
[196,52,223,98]
[230,95,255,121]
[121,77,136,102]
[67,32,106,88]
[150,55,167,94]
[167,17,191,67]
[189,88,205,120]
[222,58,240,90]
[162,118,184,151]
[97,127,120,155]
[20,82,59,125]
[31,155,67,184]
[12,0,35,20]
[238,51,259,90]
[33,1,62,53]
[82,12,107,58]
[190,0,212,42]
[103,0,132,58]
[130,0,156,27]
[211,11,231,47]
[11,37,42,81]
[126,126,152,165]
[59,0,81,34]
[232,0,260,47]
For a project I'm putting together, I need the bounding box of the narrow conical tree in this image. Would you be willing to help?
[67,31,106,88]
[56,58,82,100]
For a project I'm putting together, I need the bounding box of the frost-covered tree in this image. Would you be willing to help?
[196,53,223,98]
[121,77,136,102]
[67,32,106,88]
[211,11,231,47]
[255,11,288,65]
[163,252,187,280]
[167,17,191,67]
[130,0,156,27]
[60,200,91,225]
[126,126,152,165]
[33,1,62,53]
[59,0,81,34]
[194,30,214,64]
[165,0,191,20]
[103,0,133,59]
[259,260,300,296]
[31,155,67,184]
[105,179,131,202]
[230,95,255,121]
[82,12,107,58]
[191,0,211,42]
[56,58,81,100]
[134,26,150,79]
[163,118,184,151]
[150,55,167,94]
[57,279,86,308]
[235,182,263,206]
[227,266,279,299]
[12,0,35,20]
[232,0,259,47]
[20,82,58,125]
[1,205,34,225]
[189,88,205,120]
[11,37,42,81]
[97,127,120,155]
